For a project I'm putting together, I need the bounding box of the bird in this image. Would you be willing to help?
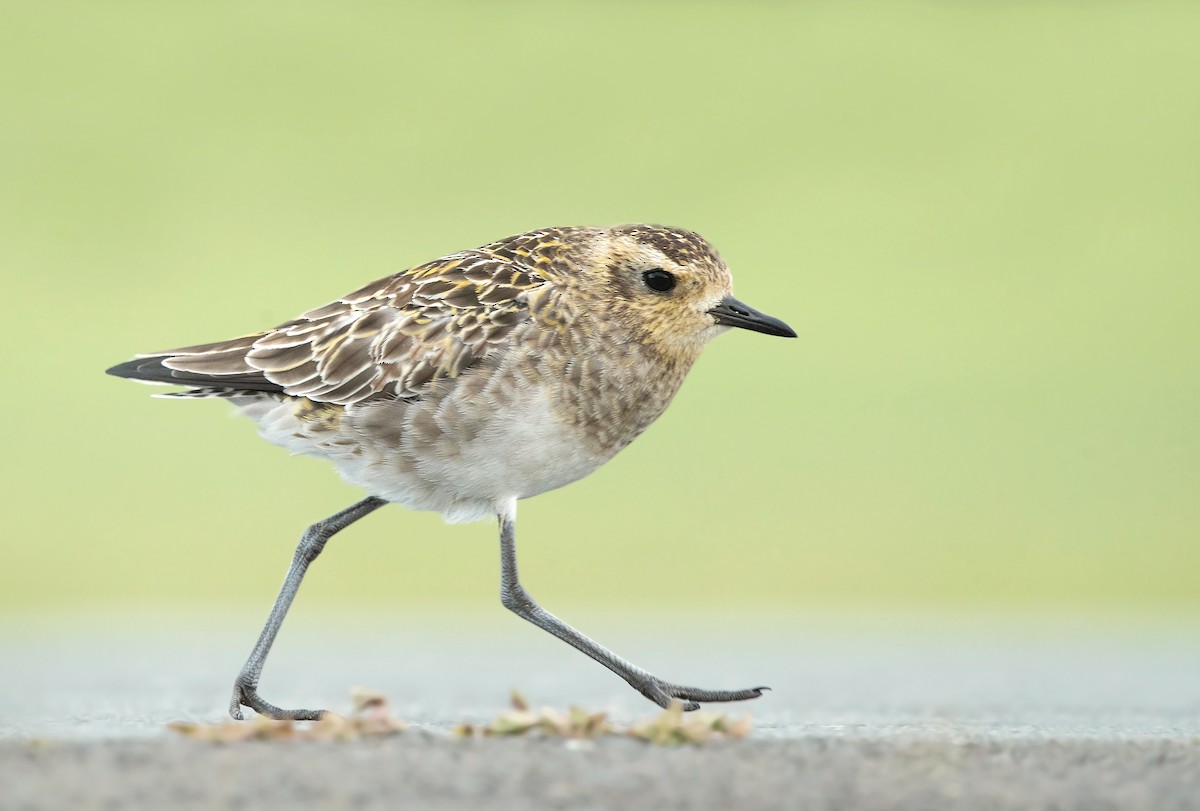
[107,224,796,721]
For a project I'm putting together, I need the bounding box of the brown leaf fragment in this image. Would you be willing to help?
[485,709,540,737]
[716,713,754,739]
[350,687,388,714]
[628,701,753,746]
[167,689,405,743]
[475,694,615,739]
[308,712,356,742]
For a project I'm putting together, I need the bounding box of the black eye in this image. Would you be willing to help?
[642,269,676,292]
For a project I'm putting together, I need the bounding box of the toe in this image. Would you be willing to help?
[664,684,768,703]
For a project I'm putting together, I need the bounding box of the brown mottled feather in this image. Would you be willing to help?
[150,243,555,405]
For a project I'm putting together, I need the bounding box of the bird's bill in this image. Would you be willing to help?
[708,295,797,338]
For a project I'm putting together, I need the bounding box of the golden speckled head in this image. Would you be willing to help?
[562,224,796,356]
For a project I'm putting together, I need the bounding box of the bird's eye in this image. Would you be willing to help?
[642,269,676,293]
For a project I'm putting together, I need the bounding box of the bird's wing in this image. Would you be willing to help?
[112,252,545,405]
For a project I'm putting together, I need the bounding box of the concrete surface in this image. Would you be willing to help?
[1,611,1197,810]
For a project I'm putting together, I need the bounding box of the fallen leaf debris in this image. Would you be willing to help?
[168,687,406,742]
[170,688,751,746]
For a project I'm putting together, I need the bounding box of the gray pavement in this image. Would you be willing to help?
[2,611,1198,809]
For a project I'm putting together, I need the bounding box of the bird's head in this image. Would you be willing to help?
[571,224,796,359]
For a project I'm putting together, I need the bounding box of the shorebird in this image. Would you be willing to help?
[107,224,796,720]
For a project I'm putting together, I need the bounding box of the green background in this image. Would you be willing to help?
[2,1,1197,617]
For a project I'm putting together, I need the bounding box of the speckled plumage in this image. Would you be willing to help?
[113,226,759,521]
[108,224,796,719]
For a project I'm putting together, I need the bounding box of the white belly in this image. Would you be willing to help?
[236,381,609,524]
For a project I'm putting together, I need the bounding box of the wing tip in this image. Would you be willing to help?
[106,356,171,382]
[107,354,287,395]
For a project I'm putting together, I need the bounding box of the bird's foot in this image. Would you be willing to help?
[229,675,327,721]
[632,678,770,712]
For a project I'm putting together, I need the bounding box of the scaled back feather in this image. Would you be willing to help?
[108,241,556,405]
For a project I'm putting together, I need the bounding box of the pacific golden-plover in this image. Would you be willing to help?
[108,224,796,720]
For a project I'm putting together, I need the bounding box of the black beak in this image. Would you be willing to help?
[708,295,797,338]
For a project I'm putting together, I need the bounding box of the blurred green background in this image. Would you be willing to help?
[2,1,1196,619]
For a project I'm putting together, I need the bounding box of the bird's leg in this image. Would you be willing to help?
[229,496,387,720]
[496,510,767,711]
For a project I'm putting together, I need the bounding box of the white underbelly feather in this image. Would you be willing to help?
[233,382,607,524]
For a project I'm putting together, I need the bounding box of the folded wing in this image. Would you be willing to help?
[107,252,544,405]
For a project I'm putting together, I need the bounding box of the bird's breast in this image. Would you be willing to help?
[537,335,693,459]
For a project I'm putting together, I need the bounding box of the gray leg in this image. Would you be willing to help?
[230,496,387,720]
[497,512,767,711]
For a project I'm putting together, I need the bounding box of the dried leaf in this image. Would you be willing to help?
[170,689,750,746]
[351,687,388,714]
[628,701,753,745]
[168,689,405,743]
[460,694,748,744]
[486,709,538,736]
